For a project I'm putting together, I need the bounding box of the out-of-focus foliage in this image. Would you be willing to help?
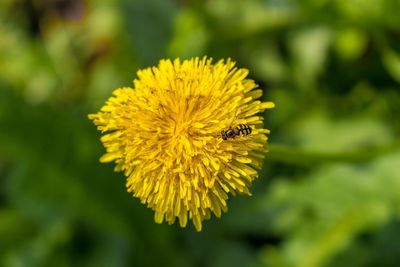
[0,0,399,266]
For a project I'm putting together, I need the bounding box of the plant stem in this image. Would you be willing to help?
[266,141,400,165]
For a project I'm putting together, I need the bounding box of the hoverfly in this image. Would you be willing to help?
[220,123,252,140]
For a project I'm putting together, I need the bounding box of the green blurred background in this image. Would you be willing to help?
[1,0,400,266]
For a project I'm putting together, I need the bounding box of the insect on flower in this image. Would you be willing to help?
[89,57,275,231]
[220,123,252,140]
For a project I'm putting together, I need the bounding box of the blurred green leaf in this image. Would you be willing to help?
[1,0,400,266]
[262,151,400,267]
[382,49,400,83]
[334,28,368,61]
[168,9,209,58]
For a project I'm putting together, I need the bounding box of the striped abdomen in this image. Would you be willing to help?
[220,124,252,140]
[234,124,252,137]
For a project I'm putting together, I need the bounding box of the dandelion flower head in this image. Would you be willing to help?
[89,57,274,231]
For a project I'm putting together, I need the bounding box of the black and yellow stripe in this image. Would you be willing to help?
[235,124,252,137]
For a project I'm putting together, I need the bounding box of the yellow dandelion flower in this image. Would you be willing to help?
[89,57,274,231]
